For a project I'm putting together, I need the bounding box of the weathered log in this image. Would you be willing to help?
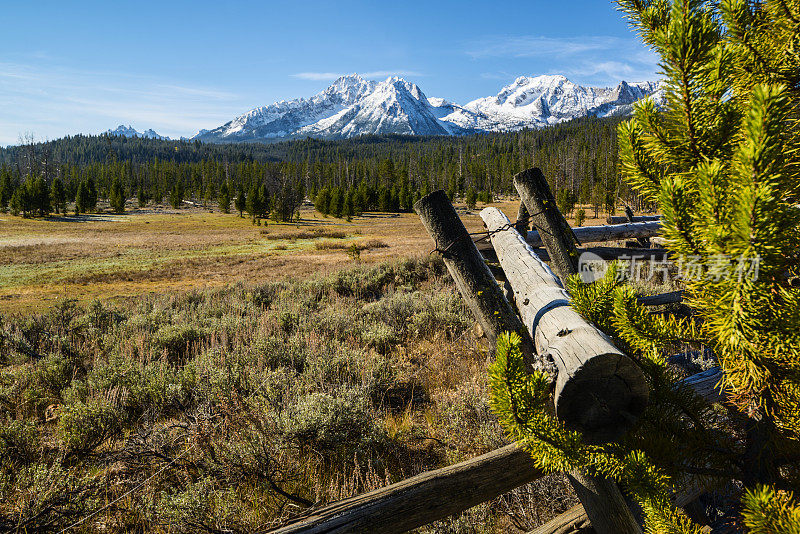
[607,215,661,225]
[514,168,580,281]
[481,206,647,534]
[680,366,725,404]
[525,221,662,248]
[475,243,671,263]
[270,444,543,534]
[413,190,535,363]
[480,206,649,443]
[473,222,663,250]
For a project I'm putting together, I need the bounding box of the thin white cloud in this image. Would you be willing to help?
[466,35,660,87]
[467,35,627,59]
[291,72,345,81]
[291,70,422,81]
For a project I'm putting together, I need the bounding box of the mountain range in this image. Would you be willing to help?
[106,124,170,140]
[193,74,661,144]
[108,74,663,144]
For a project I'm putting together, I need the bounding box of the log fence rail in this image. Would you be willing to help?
[272,171,722,534]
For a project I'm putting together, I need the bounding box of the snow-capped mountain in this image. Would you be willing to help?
[194,74,661,143]
[297,76,459,138]
[106,125,169,140]
[460,75,661,131]
[195,75,378,142]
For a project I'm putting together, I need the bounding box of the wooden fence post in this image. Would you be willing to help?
[514,168,580,282]
[413,190,535,366]
[625,206,651,248]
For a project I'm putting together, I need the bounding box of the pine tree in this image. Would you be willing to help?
[218,181,231,213]
[235,184,246,217]
[489,1,800,531]
[75,181,87,215]
[465,188,477,210]
[0,169,12,212]
[30,177,50,217]
[258,183,270,219]
[85,178,98,213]
[315,186,331,215]
[203,182,215,208]
[330,187,343,218]
[169,182,184,209]
[50,176,66,215]
[109,175,125,213]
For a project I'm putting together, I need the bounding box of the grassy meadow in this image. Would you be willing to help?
[0,200,640,531]
[0,203,498,316]
[0,255,580,532]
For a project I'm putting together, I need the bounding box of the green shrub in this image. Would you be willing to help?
[0,418,39,466]
[287,389,385,456]
[151,324,205,363]
[57,397,121,453]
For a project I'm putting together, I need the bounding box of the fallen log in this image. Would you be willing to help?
[637,290,684,306]
[680,366,725,404]
[528,504,593,534]
[625,206,652,248]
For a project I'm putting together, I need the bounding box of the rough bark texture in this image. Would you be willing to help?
[514,168,580,281]
[480,207,649,443]
[413,190,535,363]
[271,444,543,534]
[481,205,646,534]
[566,472,641,534]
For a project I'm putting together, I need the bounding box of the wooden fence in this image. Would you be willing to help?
[272,169,722,534]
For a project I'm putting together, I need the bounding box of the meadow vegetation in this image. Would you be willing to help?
[0,256,579,532]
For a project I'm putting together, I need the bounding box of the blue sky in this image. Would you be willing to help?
[0,0,659,146]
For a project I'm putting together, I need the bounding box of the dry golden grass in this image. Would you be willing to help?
[0,200,615,315]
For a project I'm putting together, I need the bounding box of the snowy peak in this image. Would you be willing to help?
[323,74,376,100]
[463,75,662,130]
[106,124,168,140]
[195,73,661,143]
[298,76,451,138]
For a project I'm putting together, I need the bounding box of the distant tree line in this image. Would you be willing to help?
[0,115,644,222]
